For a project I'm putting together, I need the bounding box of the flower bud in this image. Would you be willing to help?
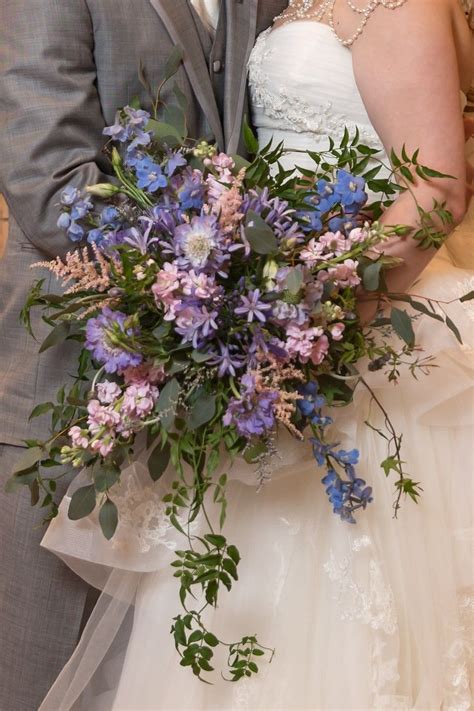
[111,147,123,169]
[86,183,121,198]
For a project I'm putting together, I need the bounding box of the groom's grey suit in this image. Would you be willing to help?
[0,1,287,708]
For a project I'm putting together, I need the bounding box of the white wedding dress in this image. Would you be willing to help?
[40,23,473,711]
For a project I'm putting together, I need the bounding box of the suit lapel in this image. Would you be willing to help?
[148,0,224,148]
[223,0,258,153]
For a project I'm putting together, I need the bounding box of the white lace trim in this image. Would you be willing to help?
[248,29,383,149]
[323,534,398,635]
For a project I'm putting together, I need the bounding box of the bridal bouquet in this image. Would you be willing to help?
[9,57,470,681]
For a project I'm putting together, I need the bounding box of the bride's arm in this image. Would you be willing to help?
[350,0,470,295]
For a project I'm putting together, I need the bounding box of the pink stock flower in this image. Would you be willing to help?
[181,270,216,299]
[300,238,325,266]
[310,335,330,365]
[123,362,165,385]
[69,426,89,449]
[319,231,349,255]
[286,325,324,363]
[122,381,159,419]
[96,380,122,404]
[87,399,121,434]
[328,259,361,288]
[152,262,180,303]
[348,227,366,244]
[90,435,115,458]
[330,323,346,341]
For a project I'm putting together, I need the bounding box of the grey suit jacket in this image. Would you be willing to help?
[0,0,287,446]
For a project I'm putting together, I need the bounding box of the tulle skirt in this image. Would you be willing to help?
[39,244,473,710]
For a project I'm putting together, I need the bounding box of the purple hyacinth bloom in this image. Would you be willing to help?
[208,342,246,378]
[71,198,93,221]
[85,308,143,374]
[123,106,150,130]
[235,289,271,323]
[136,157,167,193]
[223,374,279,438]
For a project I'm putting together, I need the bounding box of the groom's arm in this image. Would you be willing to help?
[0,0,111,258]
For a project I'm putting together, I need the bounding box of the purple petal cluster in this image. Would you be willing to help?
[223,374,279,437]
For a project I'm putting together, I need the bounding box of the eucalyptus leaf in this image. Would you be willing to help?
[156,378,181,431]
[362,261,383,292]
[99,499,119,540]
[93,461,121,493]
[146,119,182,142]
[68,485,97,521]
[28,402,55,421]
[147,441,171,482]
[390,307,415,347]
[164,45,184,81]
[188,391,216,430]
[285,268,303,295]
[245,211,278,255]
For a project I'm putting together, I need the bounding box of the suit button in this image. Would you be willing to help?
[212,59,223,73]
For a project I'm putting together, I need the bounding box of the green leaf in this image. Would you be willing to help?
[460,290,474,303]
[390,307,415,347]
[13,446,45,474]
[381,456,400,477]
[243,441,268,464]
[146,119,182,143]
[445,315,463,344]
[204,633,219,647]
[399,165,415,184]
[39,322,71,354]
[226,545,241,565]
[147,441,171,482]
[285,268,303,295]
[68,485,97,521]
[164,104,186,139]
[28,402,54,420]
[29,479,40,506]
[245,210,278,255]
[362,261,383,292]
[191,350,212,363]
[204,533,226,548]
[242,115,259,155]
[188,391,216,430]
[164,45,184,81]
[156,378,181,431]
[99,499,118,540]
[222,558,238,581]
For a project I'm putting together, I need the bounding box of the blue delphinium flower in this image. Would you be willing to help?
[85,308,143,374]
[67,221,85,242]
[103,110,132,143]
[334,170,367,213]
[60,186,81,206]
[299,380,373,522]
[165,150,187,177]
[135,157,167,193]
[178,169,206,210]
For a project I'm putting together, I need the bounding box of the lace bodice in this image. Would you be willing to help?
[248,22,385,166]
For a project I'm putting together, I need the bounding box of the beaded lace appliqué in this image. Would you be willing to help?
[248,29,383,150]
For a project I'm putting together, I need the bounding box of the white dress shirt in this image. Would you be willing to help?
[190,0,221,35]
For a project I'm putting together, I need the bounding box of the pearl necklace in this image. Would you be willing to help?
[273,0,408,47]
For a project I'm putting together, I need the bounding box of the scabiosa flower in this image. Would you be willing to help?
[85,308,143,373]
[174,215,219,269]
[223,374,279,437]
[135,157,167,193]
[235,289,271,323]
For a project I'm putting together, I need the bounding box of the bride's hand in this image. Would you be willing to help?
[464,114,474,204]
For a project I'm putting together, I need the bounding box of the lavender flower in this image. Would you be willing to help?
[223,374,279,438]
